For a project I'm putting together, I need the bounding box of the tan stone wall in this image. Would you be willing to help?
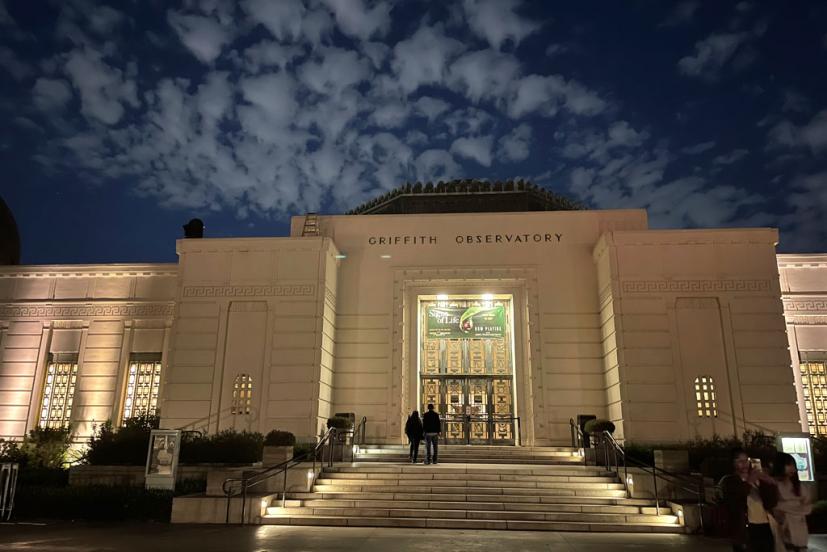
[299,209,648,445]
[779,254,827,432]
[596,229,800,443]
[0,264,176,439]
[162,237,339,441]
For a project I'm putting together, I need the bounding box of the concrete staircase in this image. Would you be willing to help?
[262,445,684,533]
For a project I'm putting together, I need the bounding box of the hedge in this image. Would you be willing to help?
[264,430,296,447]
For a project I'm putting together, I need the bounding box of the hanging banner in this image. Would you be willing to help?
[427,305,505,338]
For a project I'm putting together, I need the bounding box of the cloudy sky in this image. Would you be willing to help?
[1,0,826,264]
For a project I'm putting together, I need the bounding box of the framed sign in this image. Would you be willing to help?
[777,434,815,483]
[145,429,181,490]
[427,306,505,339]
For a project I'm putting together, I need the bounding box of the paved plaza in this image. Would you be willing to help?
[1,523,827,552]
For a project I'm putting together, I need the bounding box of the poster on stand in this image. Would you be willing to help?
[777,434,815,482]
[145,429,181,490]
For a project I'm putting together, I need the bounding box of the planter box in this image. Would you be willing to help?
[263,445,293,466]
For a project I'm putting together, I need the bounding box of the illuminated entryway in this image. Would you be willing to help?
[418,294,517,445]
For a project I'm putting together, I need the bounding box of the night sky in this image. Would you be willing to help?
[1,0,826,265]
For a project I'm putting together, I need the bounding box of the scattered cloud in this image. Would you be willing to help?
[450,135,495,166]
[462,0,541,50]
[88,6,126,36]
[32,78,73,111]
[767,111,827,154]
[391,24,465,94]
[713,148,749,165]
[167,11,232,64]
[659,2,700,27]
[64,47,139,125]
[681,141,716,155]
[320,0,392,41]
[544,44,568,57]
[497,123,532,162]
[678,32,747,80]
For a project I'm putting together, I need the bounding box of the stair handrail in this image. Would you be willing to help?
[599,430,705,527]
[353,416,367,450]
[222,426,342,524]
[569,418,585,449]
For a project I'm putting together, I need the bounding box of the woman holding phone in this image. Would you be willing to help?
[720,448,779,552]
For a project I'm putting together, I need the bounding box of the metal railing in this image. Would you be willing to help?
[0,463,18,521]
[353,416,367,450]
[222,425,355,524]
[569,418,584,449]
[598,430,704,528]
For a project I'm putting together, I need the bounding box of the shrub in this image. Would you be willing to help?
[584,419,615,435]
[2,427,72,469]
[179,430,263,464]
[292,442,317,460]
[86,415,160,466]
[327,416,351,430]
[264,430,296,447]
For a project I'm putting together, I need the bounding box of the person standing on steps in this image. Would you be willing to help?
[405,410,424,464]
[422,403,441,465]
[720,448,778,552]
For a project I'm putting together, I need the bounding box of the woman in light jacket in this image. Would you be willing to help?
[771,452,812,551]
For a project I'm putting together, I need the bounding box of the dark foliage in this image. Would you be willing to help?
[264,430,296,447]
[0,427,72,469]
[179,430,263,464]
[85,415,159,466]
[292,442,318,460]
[583,419,616,435]
[13,485,173,521]
[326,416,351,430]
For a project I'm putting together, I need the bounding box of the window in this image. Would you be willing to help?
[800,361,827,436]
[232,374,253,415]
[122,354,162,421]
[694,376,718,418]
[38,353,79,429]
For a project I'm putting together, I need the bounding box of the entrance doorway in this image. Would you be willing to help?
[418,295,516,445]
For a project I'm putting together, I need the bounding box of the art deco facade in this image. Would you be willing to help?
[0,186,824,446]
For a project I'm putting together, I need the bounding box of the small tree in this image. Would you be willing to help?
[264,430,296,447]
[19,427,72,468]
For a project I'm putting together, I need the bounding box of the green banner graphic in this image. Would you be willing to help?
[426,305,505,338]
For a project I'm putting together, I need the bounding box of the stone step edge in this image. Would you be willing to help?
[260,515,685,532]
[267,506,678,522]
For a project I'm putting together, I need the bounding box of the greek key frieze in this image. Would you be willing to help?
[782,299,827,313]
[0,303,174,319]
[182,284,316,298]
[621,280,771,294]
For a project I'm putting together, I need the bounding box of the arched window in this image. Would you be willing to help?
[694,376,718,418]
[232,374,253,415]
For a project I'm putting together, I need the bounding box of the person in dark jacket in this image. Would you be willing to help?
[405,410,424,463]
[422,403,441,465]
[720,447,778,552]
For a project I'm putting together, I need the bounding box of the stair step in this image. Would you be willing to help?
[323,472,617,483]
[312,485,628,498]
[294,498,660,515]
[288,491,656,506]
[315,478,624,490]
[260,514,685,533]
[266,506,678,525]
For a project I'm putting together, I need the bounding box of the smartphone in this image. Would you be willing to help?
[749,458,762,471]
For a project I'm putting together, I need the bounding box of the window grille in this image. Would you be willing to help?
[232,374,253,415]
[694,376,718,418]
[800,361,827,436]
[122,355,162,421]
[38,354,78,429]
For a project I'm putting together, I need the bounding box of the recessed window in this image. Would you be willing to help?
[800,361,827,436]
[694,376,718,418]
[122,354,162,421]
[39,353,78,429]
[232,374,253,415]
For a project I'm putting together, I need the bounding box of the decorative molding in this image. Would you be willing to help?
[0,303,174,319]
[786,315,827,326]
[621,279,772,294]
[182,284,316,298]
[782,299,827,313]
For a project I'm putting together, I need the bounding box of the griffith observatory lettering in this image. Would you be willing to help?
[367,233,563,245]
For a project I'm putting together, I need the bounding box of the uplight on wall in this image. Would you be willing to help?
[380,254,391,259]
[437,294,448,301]
[335,254,347,259]
[482,294,494,301]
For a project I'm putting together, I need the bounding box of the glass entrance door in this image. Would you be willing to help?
[421,376,515,445]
